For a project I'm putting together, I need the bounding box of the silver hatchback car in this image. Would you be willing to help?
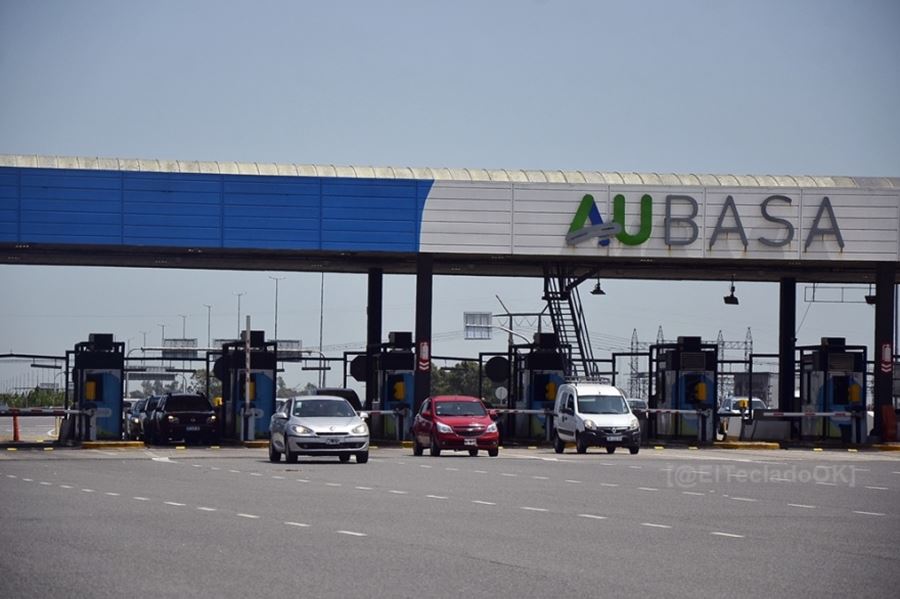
[269,395,369,464]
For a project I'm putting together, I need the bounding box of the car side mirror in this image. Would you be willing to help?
[421,410,432,420]
[359,411,369,420]
[273,411,288,420]
[488,409,499,420]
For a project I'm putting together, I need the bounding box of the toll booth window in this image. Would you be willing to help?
[435,401,486,417]
[293,400,355,418]
[578,395,628,414]
[166,395,213,411]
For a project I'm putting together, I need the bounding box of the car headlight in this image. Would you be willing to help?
[131,417,139,424]
[485,422,497,433]
[167,415,179,424]
[351,423,368,435]
[436,422,453,434]
[290,424,314,436]
[206,415,217,424]
[629,417,640,430]
[584,419,596,430]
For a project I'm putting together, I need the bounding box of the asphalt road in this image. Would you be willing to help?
[1,445,898,598]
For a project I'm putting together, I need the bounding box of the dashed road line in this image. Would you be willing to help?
[296,479,310,483]
[237,513,260,519]
[501,473,517,477]
[472,500,496,506]
[105,492,120,497]
[133,496,150,501]
[272,476,285,480]
[388,490,408,495]
[711,531,744,538]
[578,514,607,520]
[638,487,658,492]
[520,506,548,512]
[285,521,309,527]
[164,501,186,506]
[60,484,73,489]
[531,476,549,480]
[853,511,885,516]
[473,470,488,474]
[682,491,705,496]
[600,483,619,487]
[565,480,582,484]
[23,478,33,482]
[445,467,459,471]
[325,483,342,487]
[788,504,816,509]
[39,481,52,486]
[336,530,367,537]
[197,507,217,512]
[426,494,448,500]
[81,489,95,493]
[731,497,757,502]
[641,523,672,529]
[355,486,373,491]
[865,486,888,490]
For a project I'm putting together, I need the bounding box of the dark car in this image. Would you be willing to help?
[411,395,500,457]
[124,398,148,440]
[141,395,163,444]
[148,393,218,445]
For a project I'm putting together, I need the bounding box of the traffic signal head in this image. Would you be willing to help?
[392,379,405,401]
[545,381,557,401]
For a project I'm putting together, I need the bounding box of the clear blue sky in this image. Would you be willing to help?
[1,0,898,392]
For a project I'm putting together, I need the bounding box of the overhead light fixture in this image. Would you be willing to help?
[723,277,739,305]
[591,279,606,296]
[865,284,877,305]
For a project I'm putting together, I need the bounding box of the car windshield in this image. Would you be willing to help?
[293,399,355,418]
[434,401,486,417]
[166,395,212,411]
[578,395,628,414]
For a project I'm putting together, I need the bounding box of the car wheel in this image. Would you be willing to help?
[575,433,588,454]
[268,440,281,463]
[284,440,298,464]
[606,446,616,454]
[356,451,369,464]
[553,432,565,454]
[412,436,424,456]
[468,448,478,457]
[429,435,441,457]
[629,446,640,455]
[339,454,351,463]
[488,448,499,457]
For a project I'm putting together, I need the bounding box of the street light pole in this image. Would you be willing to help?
[203,304,212,348]
[269,276,285,342]
[234,292,245,337]
[158,323,166,344]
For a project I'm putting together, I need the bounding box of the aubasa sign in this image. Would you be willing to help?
[566,193,845,251]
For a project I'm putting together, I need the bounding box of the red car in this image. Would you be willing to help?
[411,395,500,457]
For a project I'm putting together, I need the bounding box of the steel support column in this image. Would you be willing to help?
[414,254,433,414]
[873,262,896,439]
[778,278,797,414]
[365,268,383,412]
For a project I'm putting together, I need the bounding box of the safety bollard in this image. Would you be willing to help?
[13,414,20,442]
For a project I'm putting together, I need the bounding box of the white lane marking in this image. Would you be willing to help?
[355,486,373,491]
[892,471,900,475]
[601,462,615,466]
[59,484,73,489]
[250,472,262,477]
[296,479,310,483]
[81,489,95,493]
[164,501,185,507]
[5,474,16,478]
[237,513,260,519]
[285,521,309,527]
[133,496,150,501]
[211,467,221,471]
[683,491,705,496]
[732,497,757,502]
[855,468,870,472]
[711,532,744,538]
[445,467,459,471]
[23,478,33,482]
[600,483,619,487]
[272,476,285,480]
[565,480,582,484]
[853,511,885,516]
[641,523,672,529]
[473,470,488,474]
[628,466,643,469]
[419,465,432,469]
[532,476,549,480]
[336,530,367,537]
[816,482,837,486]
[228,469,241,473]
[788,504,816,509]
[426,495,448,500]
[501,473,517,477]
[325,483,342,487]
[389,490,408,495]
[197,507,217,512]
[865,486,889,491]
[192,464,202,468]
[520,506,549,512]
[638,487,658,492]
[151,457,174,463]
[105,492,120,497]
[578,514,608,520]
[40,482,52,486]
[472,500,496,506]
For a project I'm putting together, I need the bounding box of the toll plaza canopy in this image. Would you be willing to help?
[1,154,898,283]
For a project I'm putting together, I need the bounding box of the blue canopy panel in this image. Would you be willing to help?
[0,167,434,253]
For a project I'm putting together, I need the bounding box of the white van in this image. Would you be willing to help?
[553,382,641,454]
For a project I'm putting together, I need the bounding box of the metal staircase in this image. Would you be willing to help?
[542,265,598,378]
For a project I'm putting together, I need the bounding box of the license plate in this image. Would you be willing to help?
[325,437,340,445]
[186,426,201,432]
[606,435,622,442]
[464,438,477,446]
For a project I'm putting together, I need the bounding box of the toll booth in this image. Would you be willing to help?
[651,336,718,443]
[70,333,125,441]
[799,337,866,442]
[512,333,566,438]
[379,332,415,439]
[213,331,277,441]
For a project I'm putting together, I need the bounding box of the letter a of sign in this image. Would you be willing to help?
[566,194,621,246]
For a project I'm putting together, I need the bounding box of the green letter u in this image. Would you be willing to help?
[613,194,653,246]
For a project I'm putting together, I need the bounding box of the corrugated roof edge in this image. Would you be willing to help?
[0,154,897,189]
